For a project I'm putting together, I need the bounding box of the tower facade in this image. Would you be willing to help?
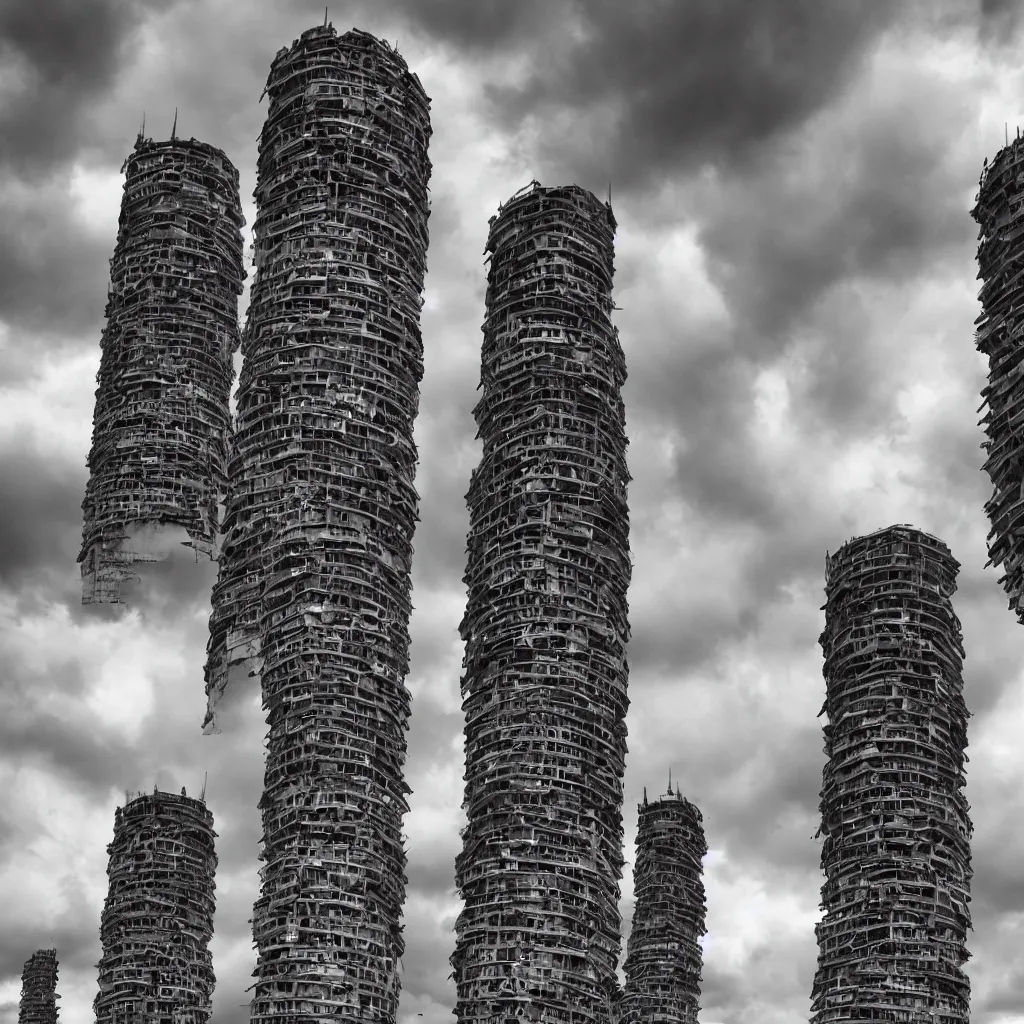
[810,526,972,1023]
[619,789,707,1024]
[974,140,1024,621]
[213,25,431,1024]
[452,182,631,1023]
[79,134,245,604]
[18,949,59,1024]
[95,790,218,1024]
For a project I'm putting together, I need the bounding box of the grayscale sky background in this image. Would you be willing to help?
[1,1,1023,1022]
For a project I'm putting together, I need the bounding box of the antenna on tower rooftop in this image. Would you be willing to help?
[324,6,328,25]
[171,107,177,140]
[200,770,208,802]
[667,767,673,796]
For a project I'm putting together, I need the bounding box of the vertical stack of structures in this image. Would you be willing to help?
[618,787,707,1024]
[211,24,431,1023]
[452,182,631,1023]
[973,137,1024,621]
[95,790,218,1024]
[18,949,59,1024]
[810,525,973,1023]
[79,133,245,604]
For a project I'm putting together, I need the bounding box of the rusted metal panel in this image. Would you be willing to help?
[95,790,218,1024]
[618,788,706,1024]
[211,24,431,1024]
[452,182,631,1024]
[79,135,245,604]
[810,525,972,1023]
[18,949,59,1024]
[973,141,1024,620]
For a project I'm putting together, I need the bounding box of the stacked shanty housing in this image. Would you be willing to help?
[452,182,632,1023]
[18,950,59,1024]
[208,24,432,1023]
[79,133,245,603]
[618,788,707,1024]
[95,790,218,1024]
[974,136,1024,621]
[810,526,973,1023]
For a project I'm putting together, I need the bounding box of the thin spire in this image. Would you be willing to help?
[643,786,648,806]
[667,767,673,796]
[200,770,208,802]
[324,5,328,25]
[171,107,177,140]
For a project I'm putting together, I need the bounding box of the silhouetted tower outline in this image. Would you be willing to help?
[79,134,245,603]
[210,23,432,1024]
[95,789,218,1024]
[619,787,707,1023]
[810,525,972,1023]
[452,181,631,1023]
[19,949,59,1024]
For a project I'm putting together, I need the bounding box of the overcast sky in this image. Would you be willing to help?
[2,1,1024,1022]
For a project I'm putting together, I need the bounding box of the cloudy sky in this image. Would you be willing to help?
[3,0,1024,1021]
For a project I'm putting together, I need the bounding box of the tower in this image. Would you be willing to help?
[974,139,1024,620]
[18,949,59,1024]
[95,790,218,1024]
[79,134,245,604]
[452,182,631,1023]
[214,25,432,1024]
[810,526,972,1023]
[619,787,707,1024]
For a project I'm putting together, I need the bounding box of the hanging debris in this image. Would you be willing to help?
[810,525,972,1023]
[618,788,707,1024]
[18,949,59,1024]
[214,24,431,1024]
[452,182,632,1024]
[973,138,1024,621]
[79,134,245,604]
[95,789,218,1024]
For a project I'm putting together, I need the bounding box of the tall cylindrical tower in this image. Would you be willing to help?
[452,182,631,1024]
[974,141,1024,621]
[810,525,972,1023]
[95,790,218,1024]
[619,788,707,1024]
[18,949,59,1024]
[79,134,245,604]
[213,25,431,1024]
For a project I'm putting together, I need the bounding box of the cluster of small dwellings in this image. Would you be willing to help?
[19,18,1024,1024]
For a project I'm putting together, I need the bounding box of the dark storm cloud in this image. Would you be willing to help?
[469,0,901,193]
[0,706,132,796]
[701,936,815,1023]
[0,0,172,176]
[388,0,555,51]
[628,600,755,677]
[608,70,980,650]
[0,431,83,587]
[0,918,96,980]
[0,0,177,340]
[978,0,1024,44]
[0,176,114,343]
